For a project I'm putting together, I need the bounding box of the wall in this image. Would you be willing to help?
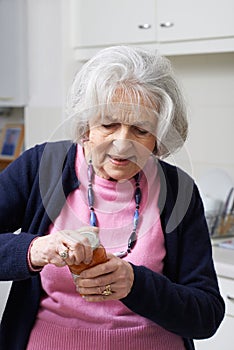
[168,53,234,184]
[24,0,78,148]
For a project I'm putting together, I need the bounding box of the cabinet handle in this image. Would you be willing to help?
[227,295,234,301]
[0,97,13,101]
[138,24,151,29]
[160,22,174,28]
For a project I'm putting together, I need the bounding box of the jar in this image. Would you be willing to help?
[68,230,108,278]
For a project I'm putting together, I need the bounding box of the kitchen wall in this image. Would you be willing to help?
[24,0,78,148]
[168,53,234,182]
[24,0,63,148]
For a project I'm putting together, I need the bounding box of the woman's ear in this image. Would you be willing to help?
[152,141,158,155]
[81,135,89,143]
[81,131,90,144]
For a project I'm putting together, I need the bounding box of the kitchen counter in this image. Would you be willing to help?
[212,242,234,279]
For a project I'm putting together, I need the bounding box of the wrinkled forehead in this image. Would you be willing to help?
[90,102,158,135]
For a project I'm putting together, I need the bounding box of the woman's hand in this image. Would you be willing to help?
[29,228,98,268]
[75,253,134,301]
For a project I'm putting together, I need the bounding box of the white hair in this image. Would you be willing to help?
[66,45,188,158]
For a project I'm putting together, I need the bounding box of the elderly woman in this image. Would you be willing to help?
[0,46,224,350]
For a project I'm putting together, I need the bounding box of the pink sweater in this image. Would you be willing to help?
[27,145,185,350]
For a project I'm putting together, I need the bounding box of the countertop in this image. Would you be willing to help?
[212,238,234,279]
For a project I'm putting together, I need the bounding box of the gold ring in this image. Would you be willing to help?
[102,284,112,296]
[59,250,69,260]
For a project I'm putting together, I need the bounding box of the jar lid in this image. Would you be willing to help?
[80,231,99,250]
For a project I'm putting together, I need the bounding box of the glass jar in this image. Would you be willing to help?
[68,230,108,278]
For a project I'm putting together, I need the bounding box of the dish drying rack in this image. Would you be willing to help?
[207,187,234,238]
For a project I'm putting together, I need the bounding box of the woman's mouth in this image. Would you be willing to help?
[108,155,132,166]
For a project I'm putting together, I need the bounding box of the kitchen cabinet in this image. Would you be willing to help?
[0,0,27,107]
[156,0,234,55]
[71,0,234,60]
[71,0,156,47]
[0,281,11,321]
[194,246,234,349]
[70,0,157,60]
[195,276,234,349]
[195,316,234,349]
[156,0,234,42]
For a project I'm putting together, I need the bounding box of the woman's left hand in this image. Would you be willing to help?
[75,253,134,301]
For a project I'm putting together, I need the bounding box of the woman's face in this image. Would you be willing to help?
[84,95,157,181]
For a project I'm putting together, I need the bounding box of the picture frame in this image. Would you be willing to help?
[0,123,24,162]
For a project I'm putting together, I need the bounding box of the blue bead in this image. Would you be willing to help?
[133,209,139,228]
[134,173,141,182]
[90,210,97,226]
[88,163,94,182]
[88,187,94,207]
[135,187,142,205]
[128,231,137,250]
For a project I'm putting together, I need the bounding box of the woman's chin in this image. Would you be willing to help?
[103,166,140,181]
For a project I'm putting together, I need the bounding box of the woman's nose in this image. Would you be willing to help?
[112,138,133,153]
[112,126,133,153]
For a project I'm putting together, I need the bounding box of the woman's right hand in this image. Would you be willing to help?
[29,227,98,268]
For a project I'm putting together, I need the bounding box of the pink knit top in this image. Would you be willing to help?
[27,145,185,350]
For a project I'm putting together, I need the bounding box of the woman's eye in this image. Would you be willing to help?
[134,127,149,135]
[102,123,118,129]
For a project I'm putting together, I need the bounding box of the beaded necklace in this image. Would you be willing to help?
[87,160,142,258]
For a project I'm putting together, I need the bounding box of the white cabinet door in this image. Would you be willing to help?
[0,281,11,320]
[219,276,234,317]
[195,276,234,349]
[0,0,27,107]
[194,316,234,350]
[157,0,234,42]
[71,0,157,48]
